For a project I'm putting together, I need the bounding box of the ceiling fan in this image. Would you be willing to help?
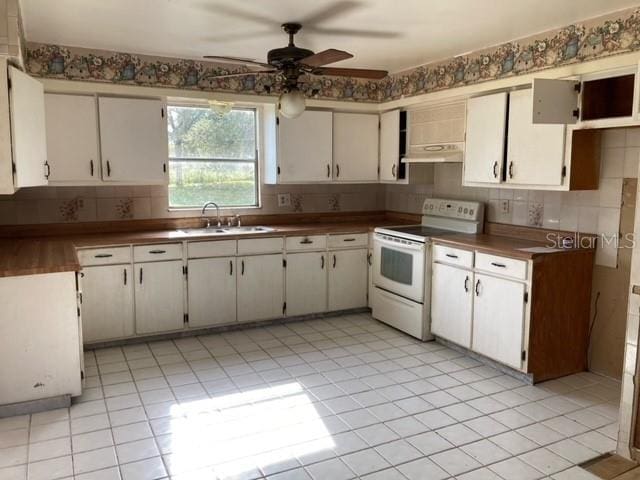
[203,22,388,118]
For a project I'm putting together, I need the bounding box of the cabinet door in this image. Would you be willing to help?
[81,265,134,342]
[286,252,327,316]
[367,248,374,308]
[45,94,100,183]
[277,110,332,182]
[472,273,525,369]
[463,92,507,185]
[328,249,368,311]
[506,89,566,186]
[431,263,473,348]
[333,113,379,182]
[98,97,168,183]
[187,257,236,327]
[237,254,284,322]
[8,66,48,187]
[531,78,580,124]
[379,109,400,181]
[134,260,185,334]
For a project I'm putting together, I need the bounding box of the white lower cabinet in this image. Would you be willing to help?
[237,254,284,322]
[471,273,526,369]
[286,252,327,316]
[187,257,236,327]
[328,248,368,311]
[134,260,185,334]
[431,263,473,348]
[81,265,134,342]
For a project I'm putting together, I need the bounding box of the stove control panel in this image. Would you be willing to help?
[422,199,484,222]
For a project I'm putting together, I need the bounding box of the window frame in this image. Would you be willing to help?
[167,104,261,210]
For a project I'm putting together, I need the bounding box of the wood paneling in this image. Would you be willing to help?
[528,249,595,381]
[569,129,602,190]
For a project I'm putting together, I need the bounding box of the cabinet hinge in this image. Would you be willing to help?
[80,370,85,380]
[11,162,16,174]
[183,313,189,324]
[283,302,287,315]
[574,82,581,93]
[572,108,580,119]
[7,77,11,89]
[163,163,167,173]
[77,307,81,317]
[521,350,527,361]
[161,107,165,118]
[276,117,280,125]
[283,259,287,268]
[561,166,567,178]
[524,291,529,303]
[182,265,188,276]
[277,166,281,175]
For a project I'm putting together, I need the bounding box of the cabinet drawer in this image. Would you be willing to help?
[328,233,368,249]
[432,244,473,268]
[133,243,183,262]
[285,235,327,252]
[238,237,284,255]
[78,246,131,266]
[188,240,236,259]
[475,252,527,280]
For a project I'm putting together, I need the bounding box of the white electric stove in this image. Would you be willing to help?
[372,198,484,340]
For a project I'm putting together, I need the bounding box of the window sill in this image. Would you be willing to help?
[168,205,263,213]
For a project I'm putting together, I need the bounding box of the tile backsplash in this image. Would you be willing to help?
[0,182,385,226]
[386,128,639,268]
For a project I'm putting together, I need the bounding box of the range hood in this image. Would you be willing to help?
[402,143,464,164]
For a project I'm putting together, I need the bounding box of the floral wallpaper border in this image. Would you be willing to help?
[23,6,640,103]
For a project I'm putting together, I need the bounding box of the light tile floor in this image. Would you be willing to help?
[0,313,622,480]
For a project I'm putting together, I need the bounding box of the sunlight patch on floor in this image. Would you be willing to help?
[167,382,334,477]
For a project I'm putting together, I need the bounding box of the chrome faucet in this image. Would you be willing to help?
[201,201,221,228]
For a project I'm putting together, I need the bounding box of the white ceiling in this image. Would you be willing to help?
[20,0,639,74]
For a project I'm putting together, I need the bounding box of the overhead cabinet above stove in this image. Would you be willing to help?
[463,88,601,191]
[531,66,640,126]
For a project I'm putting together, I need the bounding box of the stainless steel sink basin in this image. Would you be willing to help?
[222,226,275,233]
[170,226,275,237]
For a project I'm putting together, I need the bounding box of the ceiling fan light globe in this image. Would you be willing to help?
[278,90,306,119]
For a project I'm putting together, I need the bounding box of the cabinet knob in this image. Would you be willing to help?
[475,279,481,296]
[333,255,337,268]
[321,255,325,269]
[392,164,396,178]
[464,275,469,292]
[492,161,498,178]
[90,159,94,177]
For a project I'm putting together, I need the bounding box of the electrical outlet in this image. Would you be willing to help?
[500,200,510,214]
[277,193,291,207]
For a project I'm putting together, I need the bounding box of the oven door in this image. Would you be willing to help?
[373,234,425,303]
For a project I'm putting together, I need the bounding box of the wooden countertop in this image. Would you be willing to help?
[0,219,412,278]
[431,233,594,260]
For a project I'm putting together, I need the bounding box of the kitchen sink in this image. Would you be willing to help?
[222,226,275,233]
[170,226,275,237]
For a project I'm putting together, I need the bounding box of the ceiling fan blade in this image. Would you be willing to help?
[203,56,272,69]
[300,49,353,67]
[305,26,399,39]
[195,3,277,26]
[313,67,388,79]
[206,70,277,79]
[300,1,360,25]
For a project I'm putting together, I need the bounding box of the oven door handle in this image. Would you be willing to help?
[374,235,425,252]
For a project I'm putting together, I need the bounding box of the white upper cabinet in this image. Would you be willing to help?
[277,110,333,183]
[45,93,100,183]
[463,92,507,185]
[506,89,566,186]
[333,113,379,182]
[8,66,48,188]
[379,109,400,181]
[98,97,168,184]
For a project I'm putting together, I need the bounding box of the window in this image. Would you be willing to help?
[167,106,258,208]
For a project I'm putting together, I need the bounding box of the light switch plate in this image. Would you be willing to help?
[277,193,291,207]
